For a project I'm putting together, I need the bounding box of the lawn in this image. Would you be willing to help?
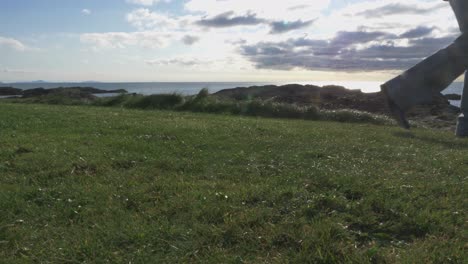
[0,103,466,263]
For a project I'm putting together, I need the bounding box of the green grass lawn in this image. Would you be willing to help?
[0,103,466,263]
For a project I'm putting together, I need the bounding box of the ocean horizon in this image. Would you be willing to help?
[2,81,464,107]
[3,80,464,94]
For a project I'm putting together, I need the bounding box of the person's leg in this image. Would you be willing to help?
[456,72,468,136]
[383,43,465,111]
[450,0,468,33]
[450,0,468,136]
[382,0,468,129]
[381,41,466,128]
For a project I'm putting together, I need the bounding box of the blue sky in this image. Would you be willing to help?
[0,0,459,82]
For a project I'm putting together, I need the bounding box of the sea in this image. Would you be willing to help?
[1,81,465,107]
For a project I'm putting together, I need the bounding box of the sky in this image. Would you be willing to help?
[0,0,461,82]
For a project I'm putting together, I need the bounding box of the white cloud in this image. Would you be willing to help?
[80,32,172,49]
[0,36,27,51]
[126,8,186,31]
[316,0,457,39]
[80,0,459,76]
[145,55,248,71]
[82,9,91,15]
[126,0,170,6]
[146,57,211,67]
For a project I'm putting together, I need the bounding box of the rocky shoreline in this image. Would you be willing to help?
[215,84,461,130]
[0,86,127,97]
[1,84,461,129]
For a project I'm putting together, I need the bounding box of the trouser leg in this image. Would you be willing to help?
[382,40,466,111]
[383,0,468,111]
[450,0,468,32]
[452,0,468,136]
[456,72,468,136]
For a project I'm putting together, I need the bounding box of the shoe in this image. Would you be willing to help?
[381,84,410,129]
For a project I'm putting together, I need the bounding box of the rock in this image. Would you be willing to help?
[215,84,386,113]
[20,87,128,98]
[215,84,461,128]
[0,87,22,96]
[21,88,49,97]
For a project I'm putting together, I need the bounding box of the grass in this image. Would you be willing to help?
[0,103,466,263]
[6,90,393,126]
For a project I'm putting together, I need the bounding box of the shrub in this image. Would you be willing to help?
[178,97,237,114]
[96,94,130,107]
[195,88,210,101]
[242,101,318,120]
[320,109,391,125]
[127,94,184,109]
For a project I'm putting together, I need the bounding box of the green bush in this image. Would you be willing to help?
[242,100,318,120]
[320,109,391,125]
[96,94,130,107]
[126,94,184,109]
[178,97,237,114]
[195,88,210,101]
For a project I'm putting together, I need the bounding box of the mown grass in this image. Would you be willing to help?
[0,103,466,263]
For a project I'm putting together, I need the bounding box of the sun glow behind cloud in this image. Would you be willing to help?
[0,0,461,81]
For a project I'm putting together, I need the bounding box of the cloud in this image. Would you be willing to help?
[196,12,265,28]
[316,0,455,38]
[196,11,315,34]
[126,8,175,31]
[400,26,435,38]
[146,57,211,67]
[185,0,330,21]
[1,68,32,74]
[355,2,447,18]
[126,0,170,6]
[0,36,27,51]
[81,0,458,75]
[80,32,171,49]
[126,8,195,31]
[269,19,315,34]
[182,35,199,45]
[239,28,457,71]
[82,9,91,15]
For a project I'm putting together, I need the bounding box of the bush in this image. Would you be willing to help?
[177,97,237,114]
[320,109,391,125]
[242,100,319,120]
[127,94,184,109]
[195,88,210,101]
[96,94,130,107]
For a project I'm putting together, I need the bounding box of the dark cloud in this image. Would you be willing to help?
[182,35,200,45]
[196,11,264,28]
[239,30,457,71]
[408,36,456,52]
[196,11,315,35]
[314,30,394,56]
[400,26,435,38]
[355,3,447,18]
[269,19,314,34]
